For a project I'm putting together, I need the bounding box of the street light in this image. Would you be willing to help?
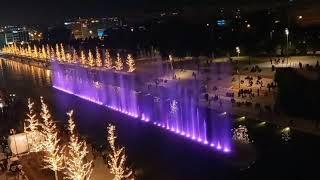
[169,55,173,71]
[0,102,4,113]
[236,46,240,57]
[285,28,289,64]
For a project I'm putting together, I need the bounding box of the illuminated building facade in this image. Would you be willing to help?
[0,27,29,45]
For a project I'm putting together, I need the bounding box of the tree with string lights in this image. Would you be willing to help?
[72,49,78,64]
[96,47,102,67]
[60,44,66,62]
[33,45,39,59]
[46,44,51,61]
[24,98,44,152]
[66,53,72,63]
[126,54,136,72]
[41,45,47,60]
[56,44,61,61]
[27,44,32,57]
[88,50,95,67]
[114,53,123,71]
[107,124,133,180]
[64,110,93,180]
[40,97,65,180]
[80,50,86,65]
[51,47,56,60]
[104,49,112,69]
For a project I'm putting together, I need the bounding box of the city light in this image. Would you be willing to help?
[285,28,289,36]
[2,43,136,72]
[237,116,246,121]
[236,46,240,57]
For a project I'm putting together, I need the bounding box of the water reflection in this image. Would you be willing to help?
[0,59,52,86]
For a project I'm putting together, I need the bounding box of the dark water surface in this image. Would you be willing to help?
[1,59,320,180]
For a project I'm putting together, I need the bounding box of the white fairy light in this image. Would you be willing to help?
[126,54,136,72]
[114,53,124,71]
[104,49,112,69]
[64,110,93,180]
[232,125,251,144]
[40,97,65,180]
[107,124,133,180]
[24,98,43,152]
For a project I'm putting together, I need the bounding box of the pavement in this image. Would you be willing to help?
[144,55,320,136]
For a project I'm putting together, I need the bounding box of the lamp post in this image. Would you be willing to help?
[0,102,3,113]
[237,69,240,89]
[169,55,175,79]
[169,55,173,71]
[236,46,240,57]
[285,28,289,65]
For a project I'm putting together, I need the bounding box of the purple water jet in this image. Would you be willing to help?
[52,61,232,153]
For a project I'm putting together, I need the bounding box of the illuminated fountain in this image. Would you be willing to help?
[52,60,232,153]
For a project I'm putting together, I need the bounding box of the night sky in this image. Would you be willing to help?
[0,0,318,25]
[0,0,196,25]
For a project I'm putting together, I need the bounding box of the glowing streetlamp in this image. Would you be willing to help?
[236,46,240,57]
[169,55,173,70]
[0,102,4,113]
[285,28,289,64]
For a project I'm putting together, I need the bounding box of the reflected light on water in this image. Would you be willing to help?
[0,59,52,86]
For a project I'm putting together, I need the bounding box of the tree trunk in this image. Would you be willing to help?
[54,171,59,180]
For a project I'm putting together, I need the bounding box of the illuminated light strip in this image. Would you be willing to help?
[53,85,231,153]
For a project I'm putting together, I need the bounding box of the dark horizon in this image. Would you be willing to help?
[1,0,313,25]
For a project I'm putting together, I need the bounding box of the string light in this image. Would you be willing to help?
[33,45,39,59]
[66,53,72,64]
[60,44,66,62]
[56,44,61,62]
[104,49,112,69]
[281,127,291,142]
[2,44,137,73]
[51,47,56,60]
[41,45,47,60]
[80,50,86,65]
[27,44,32,57]
[46,44,51,61]
[72,49,79,64]
[40,97,65,180]
[88,50,95,67]
[24,98,44,152]
[96,47,102,67]
[64,110,93,180]
[107,124,133,180]
[126,54,136,72]
[114,53,123,71]
[232,125,251,144]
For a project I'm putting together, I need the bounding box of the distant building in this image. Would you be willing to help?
[97,28,106,38]
[0,33,5,48]
[64,18,99,39]
[64,17,125,39]
[43,26,72,43]
[64,20,87,39]
[0,27,29,45]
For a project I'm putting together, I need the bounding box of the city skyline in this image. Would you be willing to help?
[2,0,319,25]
